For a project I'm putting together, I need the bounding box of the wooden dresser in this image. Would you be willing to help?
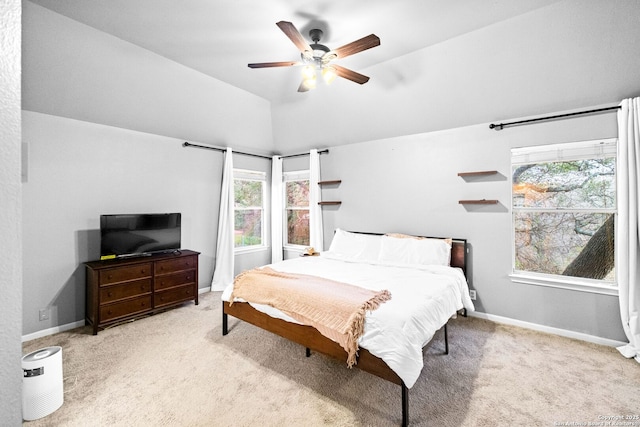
[85,250,199,335]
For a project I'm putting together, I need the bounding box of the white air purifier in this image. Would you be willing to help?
[22,346,64,421]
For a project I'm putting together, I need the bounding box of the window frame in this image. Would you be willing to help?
[233,168,267,253]
[509,138,619,296]
[283,170,310,250]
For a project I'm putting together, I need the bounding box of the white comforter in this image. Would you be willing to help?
[222,254,475,388]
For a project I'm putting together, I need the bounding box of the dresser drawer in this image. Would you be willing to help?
[155,271,196,291]
[155,285,195,308]
[100,296,152,322]
[100,263,152,285]
[155,255,197,275]
[100,279,152,304]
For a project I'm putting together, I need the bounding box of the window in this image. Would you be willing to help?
[284,170,310,247]
[510,139,617,293]
[234,169,266,250]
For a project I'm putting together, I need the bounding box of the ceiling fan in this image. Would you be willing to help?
[248,21,380,92]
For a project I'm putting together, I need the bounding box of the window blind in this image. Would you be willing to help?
[511,138,617,165]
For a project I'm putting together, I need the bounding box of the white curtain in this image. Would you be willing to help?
[617,97,640,363]
[271,155,284,263]
[309,149,324,251]
[211,148,235,292]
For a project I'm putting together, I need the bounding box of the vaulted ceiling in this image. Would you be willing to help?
[28,0,561,105]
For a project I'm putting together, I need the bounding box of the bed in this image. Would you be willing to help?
[221,230,474,426]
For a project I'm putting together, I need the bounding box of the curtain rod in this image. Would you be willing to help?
[489,105,621,130]
[278,149,329,159]
[182,142,271,159]
[183,142,329,160]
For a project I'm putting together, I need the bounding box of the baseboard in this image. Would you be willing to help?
[22,320,86,343]
[23,288,214,343]
[24,295,624,348]
[468,311,627,348]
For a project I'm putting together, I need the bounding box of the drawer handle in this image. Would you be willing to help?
[186,275,191,281]
[141,301,145,307]
[107,292,113,298]
[107,275,112,280]
[141,269,146,274]
[107,309,112,315]
[141,285,146,291]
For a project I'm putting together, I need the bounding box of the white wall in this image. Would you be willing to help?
[0,0,22,422]
[21,112,223,335]
[22,1,273,155]
[272,0,640,153]
[22,111,274,337]
[21,2,275,337]
[320,105,625,341]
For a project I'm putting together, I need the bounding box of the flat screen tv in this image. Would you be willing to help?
[100,213,181,259]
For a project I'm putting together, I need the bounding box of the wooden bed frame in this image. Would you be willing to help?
[222,235,468,426]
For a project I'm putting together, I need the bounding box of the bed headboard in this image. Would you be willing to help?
[449,238,468,275]
[347,231,468,277]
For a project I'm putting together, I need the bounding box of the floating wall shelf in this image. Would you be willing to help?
[458,199,499,205]
[457,170,498,177]
[458,171,500,206]
[318,179,341,206]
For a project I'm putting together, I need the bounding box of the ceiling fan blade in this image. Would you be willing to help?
[276,21,312,53]
[248,61,299,69]
[334,34,380,59]
[333,64,370,85]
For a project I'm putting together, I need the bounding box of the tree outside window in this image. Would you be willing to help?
[511,140,617,285]
[284,172,310,246]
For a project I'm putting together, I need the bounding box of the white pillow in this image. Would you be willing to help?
[326,229,382,263]
[378,235,451,266]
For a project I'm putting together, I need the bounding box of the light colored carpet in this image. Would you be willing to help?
[22,291,640,427]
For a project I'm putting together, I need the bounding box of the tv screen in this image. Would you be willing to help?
[100,213,181,258]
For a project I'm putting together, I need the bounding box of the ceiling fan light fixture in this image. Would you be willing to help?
[322,66,337,84]
[301,65,317,90]
[302,65,316,80]
[301,76,317,91]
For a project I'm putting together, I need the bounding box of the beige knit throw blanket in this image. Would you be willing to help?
[229,267,392,367]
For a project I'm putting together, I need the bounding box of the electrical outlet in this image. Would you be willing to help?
[39,308,49,321]
[469,290,477,301]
